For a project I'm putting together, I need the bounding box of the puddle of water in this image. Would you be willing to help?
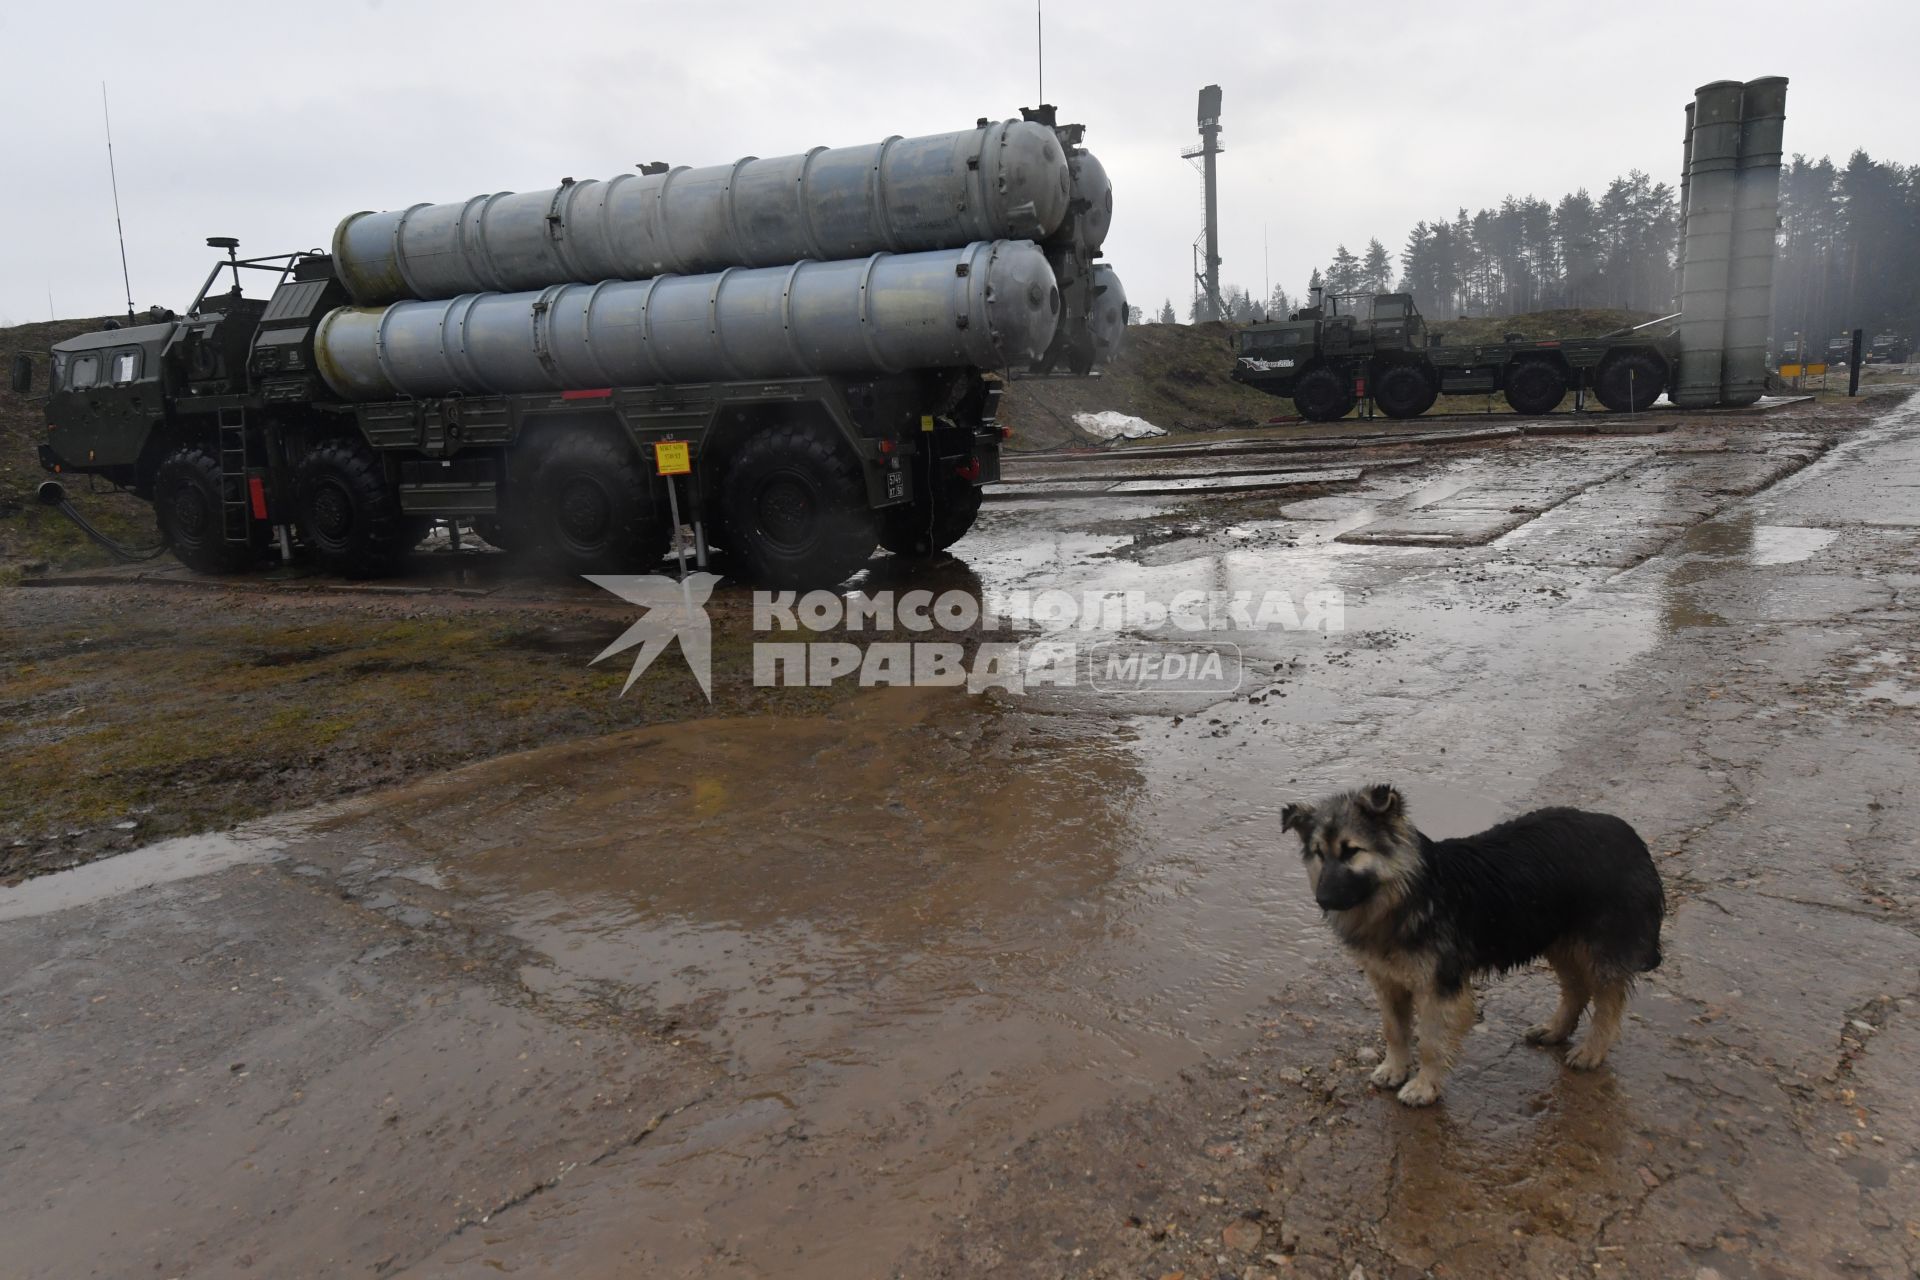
[1749,525,1839,566]
[1854,677,1920,708]
[0,828,286,921]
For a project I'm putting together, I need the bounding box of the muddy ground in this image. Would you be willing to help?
[2,390,1918,1278]
[0,572,971,881]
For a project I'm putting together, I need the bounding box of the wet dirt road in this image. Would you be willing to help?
[3,398,1917,1278]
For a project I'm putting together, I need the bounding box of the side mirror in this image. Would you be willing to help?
[8,352,31,395]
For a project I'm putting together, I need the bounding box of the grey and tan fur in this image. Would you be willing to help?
[1283,783,1665,1107]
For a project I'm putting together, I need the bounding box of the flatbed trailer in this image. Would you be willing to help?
[1231,291,1680,422]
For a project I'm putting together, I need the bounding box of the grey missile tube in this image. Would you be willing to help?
[1721,76,1788,407]
[313,241,1062,401]
[332,121,1072,305]
[1674,81,1745,409]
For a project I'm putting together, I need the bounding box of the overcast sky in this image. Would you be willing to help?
[2,0,1915,327]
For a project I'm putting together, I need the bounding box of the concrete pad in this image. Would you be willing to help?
[1337,509,1533,546]
[1523,417,1678,437]
[0,861,707,1278]
[1016,423,1521,462]
[1000,456,1419,485]
[986,467,1361,501]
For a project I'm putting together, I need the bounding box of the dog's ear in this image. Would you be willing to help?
[1280,801,1315,837]
[1357,783,1404,819]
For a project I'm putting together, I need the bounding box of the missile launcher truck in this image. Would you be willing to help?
[13,107,1124,587]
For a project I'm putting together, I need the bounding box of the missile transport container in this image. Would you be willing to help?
[1231,290,1679,421]
[17,107,1123,587]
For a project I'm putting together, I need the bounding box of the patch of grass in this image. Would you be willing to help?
[999,322,1283,450]
[0,592,869,877]
[1424,308,1658,347]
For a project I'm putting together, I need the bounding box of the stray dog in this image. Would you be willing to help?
[1282,784,1664,1107]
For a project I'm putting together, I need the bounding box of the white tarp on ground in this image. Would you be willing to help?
[1073,410,1167,441]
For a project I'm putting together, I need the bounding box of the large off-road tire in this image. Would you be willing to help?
[1504,358,1570,416]
[1291,366,1357,422]
[525,433,670,575]
[294,436,413,578]
[1593,350,1666,413]
[878,465,985,558]
[1372,361,1439,419]
[721,424,877,587]
[153,444,256,575]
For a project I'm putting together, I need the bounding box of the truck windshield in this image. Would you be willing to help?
[1240,329,1302,351]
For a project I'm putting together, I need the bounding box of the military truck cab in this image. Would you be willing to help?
[1870,333,1910,364]
[1231,291,1430,421]
[42,318,182,492]
[1366,294,1427,350]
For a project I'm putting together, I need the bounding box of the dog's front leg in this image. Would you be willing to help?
[1399,983,1475,1107]
[1365,971,1415,1088]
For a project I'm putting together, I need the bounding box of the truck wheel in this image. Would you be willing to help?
[721,424,876,587]
[153,444,256,575]
[879,467,985,558]
[1292,367,1357,422]
[1593,351,1666,413]
[525,434,670,575]
[294,437,412,578]
[1504,360,1569,416]
[1373,363,1438,419]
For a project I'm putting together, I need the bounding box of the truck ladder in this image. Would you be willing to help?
[218,407,251,543]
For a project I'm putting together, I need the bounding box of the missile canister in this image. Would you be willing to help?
[1086,264,1128,368]
[313,240,1060,401]
[1721,76,1788,407]
[1673,80,1745,409]
[332,121,1072,305]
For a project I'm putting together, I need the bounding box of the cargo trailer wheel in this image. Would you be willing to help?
[879,466,985,558]
[1291,366,1357,422]
[525,434,670,575]
[1593,351,1665,413]
[294,437,413,578]
[1504,360,1569,416]
[722,425,876,587]
[1372,363,1438,419]
[153,444,256,575]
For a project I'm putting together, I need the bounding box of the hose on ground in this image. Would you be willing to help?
[46,494,171,562]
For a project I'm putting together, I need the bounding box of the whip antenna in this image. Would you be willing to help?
[1036,1,1044,103]
[101,83,135,319]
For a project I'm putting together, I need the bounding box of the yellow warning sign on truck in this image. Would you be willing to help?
[653,440,691,475]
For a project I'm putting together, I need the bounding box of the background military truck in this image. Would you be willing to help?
[1231,78,1791,423]
[1230,290,1678,421]
[12,108,1125,587]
